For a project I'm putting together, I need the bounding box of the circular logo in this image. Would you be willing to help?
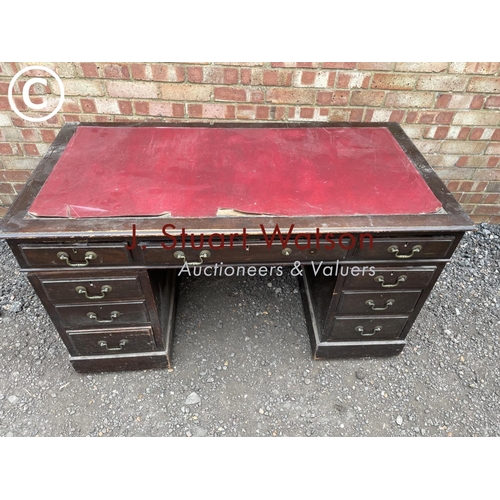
[8,65,65,122]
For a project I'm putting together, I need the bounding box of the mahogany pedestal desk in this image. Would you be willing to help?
[0,123,474,373]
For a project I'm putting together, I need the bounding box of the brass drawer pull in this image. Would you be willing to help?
[387,245,422,259]
[374,275,407,288]
[355,326,382,337]
[86,311,121,323]
[57,251,97,267]
[365,299,395,311]
[174,250,211,266]
[97,339,128,351]
[75,285,112,300]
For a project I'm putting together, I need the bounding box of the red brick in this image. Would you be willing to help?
[118,100,133,115]
[394,62,448,73]
[468,77,500,93]
[300,71,316,86]
[202,67,224,84]
[473,205,500,215]
[435,127,450,139]
[458,127,471,140]
[489,216,500,224]
[371,74,416,90]
[134,101,149,115]
[436,94,452,108]
[322,62,356,69]
[103,63,130,79]
[350,109,364,121]
[236,104,256,120]
[267,88,316,104]
[23,144,38,156]
[21,129,38,141]
[256,106,270,120]
[484,193,500,203]
[161,83,211,101]
[131,64,148,80]
[80,62,99,77]
[187,67,203,83]
[472,181,488,191]
[436,112,454,124]
[223,68,239,84]
[214,87,246,102]
[487,157,499,167]
[149,102,173,117]
[0,183,15,194]
[299,107,314,119]
[471,95,485,110]
[172,103,184,117]
[273,107,287,120]
[0,143,13,155]
[486,143,500,154]
[390,110,405,122]
[493,129,500,141]
[107,81,158,99]
[152,64,185,82]
[459,181,474,191]
[80,98,97,113]
[485,96,500,109]
[350,90,385,106]
[446,180,461,191]
[470,128,484,140]
[62,99,81,113]
[263,70,292,86]
[187,104,235,119]
[406,111,418,123]
[316,91,349,106]
[456,156,469,167]
[240,69,251,85]
[40,129,56,142]
[463,62,500,74]
[464,193,485,203]
[0,170,31,182]
[0,97,9,110]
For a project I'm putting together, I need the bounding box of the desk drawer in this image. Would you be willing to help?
[353,236,455,260]
[140,240,347,266]
[55,301,149,329]
[19,243,132,268]
[68,326,155,356]
[345,266,437,290]
[337,290,422,315]
[324,317,409,341]
[40,275,143,302]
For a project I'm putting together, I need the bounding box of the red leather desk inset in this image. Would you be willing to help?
[28,126,442,218]
[0,123,474,373]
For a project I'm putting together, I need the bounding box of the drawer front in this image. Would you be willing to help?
[41,276,143,303]
[324,317,409,342]
[68,326,155,356]
[337,290,422,315]
[140,240,347,266]
[353,236,455,260]
[20,244,133,268]
[345,266,437,290]
[55,301,149,329]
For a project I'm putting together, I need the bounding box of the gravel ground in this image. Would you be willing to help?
[0,224,499,437]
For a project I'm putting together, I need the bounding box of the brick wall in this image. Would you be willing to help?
[1,62,499,223]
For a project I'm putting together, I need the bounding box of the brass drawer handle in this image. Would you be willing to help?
[174,250,211,266]
[365,299,395,311]
[86,311,121,323]
[97,339,128,351]
[387,245,422,259]
[355,326,382,337]
[75,285,112,300]
[374,275,407,288]
[57,251,97,267]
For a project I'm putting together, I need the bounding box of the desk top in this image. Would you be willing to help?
[28,125,442,218]
[1,123,475,238]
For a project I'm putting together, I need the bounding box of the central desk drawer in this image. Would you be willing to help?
[68,326,155,356]
[140,240,347,266]
[337,290,422,315]
[40,275,144,302]
[353,236,455,260]
[54,301,150,329]
[19,243,133,269]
